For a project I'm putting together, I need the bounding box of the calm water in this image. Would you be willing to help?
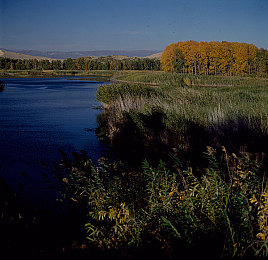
[0,77,108,205]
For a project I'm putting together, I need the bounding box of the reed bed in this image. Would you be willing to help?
[97,72,268,166]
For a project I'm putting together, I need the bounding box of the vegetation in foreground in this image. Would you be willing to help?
[57,146,268,259]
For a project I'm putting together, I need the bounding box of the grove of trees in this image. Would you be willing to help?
[161,41,268,76]
[0,56,161,71]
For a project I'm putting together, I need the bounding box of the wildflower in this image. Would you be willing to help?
[256,233,266,240]
[256,192,268,242]
[62,178,69,184]
[250,195,257,204]
[232,180,240,188]
[178,191,185,200]
[169,185,177,197]
[232,153,237,159]
[169,191,174,197]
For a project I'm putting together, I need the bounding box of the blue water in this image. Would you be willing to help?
[0,77,108,205]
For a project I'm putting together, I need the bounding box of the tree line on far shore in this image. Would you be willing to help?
[2,41,268,77]
[0,56,161,71]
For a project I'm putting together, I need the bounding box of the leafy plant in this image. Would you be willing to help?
[58,146,267,258]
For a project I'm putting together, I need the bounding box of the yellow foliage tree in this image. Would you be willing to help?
[161,43,180,72]
[161,41,259,75]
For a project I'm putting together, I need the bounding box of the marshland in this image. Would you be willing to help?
[61,70,268,258]
[1,41,268,258]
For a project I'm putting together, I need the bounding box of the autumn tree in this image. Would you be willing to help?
[161,43,177,72]
[161,40,263,76]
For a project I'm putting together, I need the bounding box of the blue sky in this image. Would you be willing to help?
[0,0,267,51]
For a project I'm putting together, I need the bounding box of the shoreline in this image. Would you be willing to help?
[0,69,116,79]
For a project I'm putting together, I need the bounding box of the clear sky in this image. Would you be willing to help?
[0,0,267,51]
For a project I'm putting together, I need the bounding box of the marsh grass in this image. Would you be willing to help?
[0,69,116,78]
[116,70,268,88]
[96,72,268,167]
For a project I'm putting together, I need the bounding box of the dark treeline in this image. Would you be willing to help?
[0,56,161,71]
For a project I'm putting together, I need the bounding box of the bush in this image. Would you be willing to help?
[58,147,267,258]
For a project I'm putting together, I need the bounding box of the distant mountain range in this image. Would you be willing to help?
[0,48,162,60]
[0,49,58,61]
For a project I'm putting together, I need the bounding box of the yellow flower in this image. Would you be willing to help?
[169,191,174,197]
[232,153,237,159]
[169,185,177,197]
[250,195,257,204]
[256,233,266,240]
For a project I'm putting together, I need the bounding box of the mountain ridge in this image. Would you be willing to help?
[0,49,60,61]
[1,48,162,60]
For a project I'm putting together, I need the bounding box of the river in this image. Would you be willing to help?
[0,77,108,206]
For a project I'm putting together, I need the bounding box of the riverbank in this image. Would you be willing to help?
[0,69,116,78]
